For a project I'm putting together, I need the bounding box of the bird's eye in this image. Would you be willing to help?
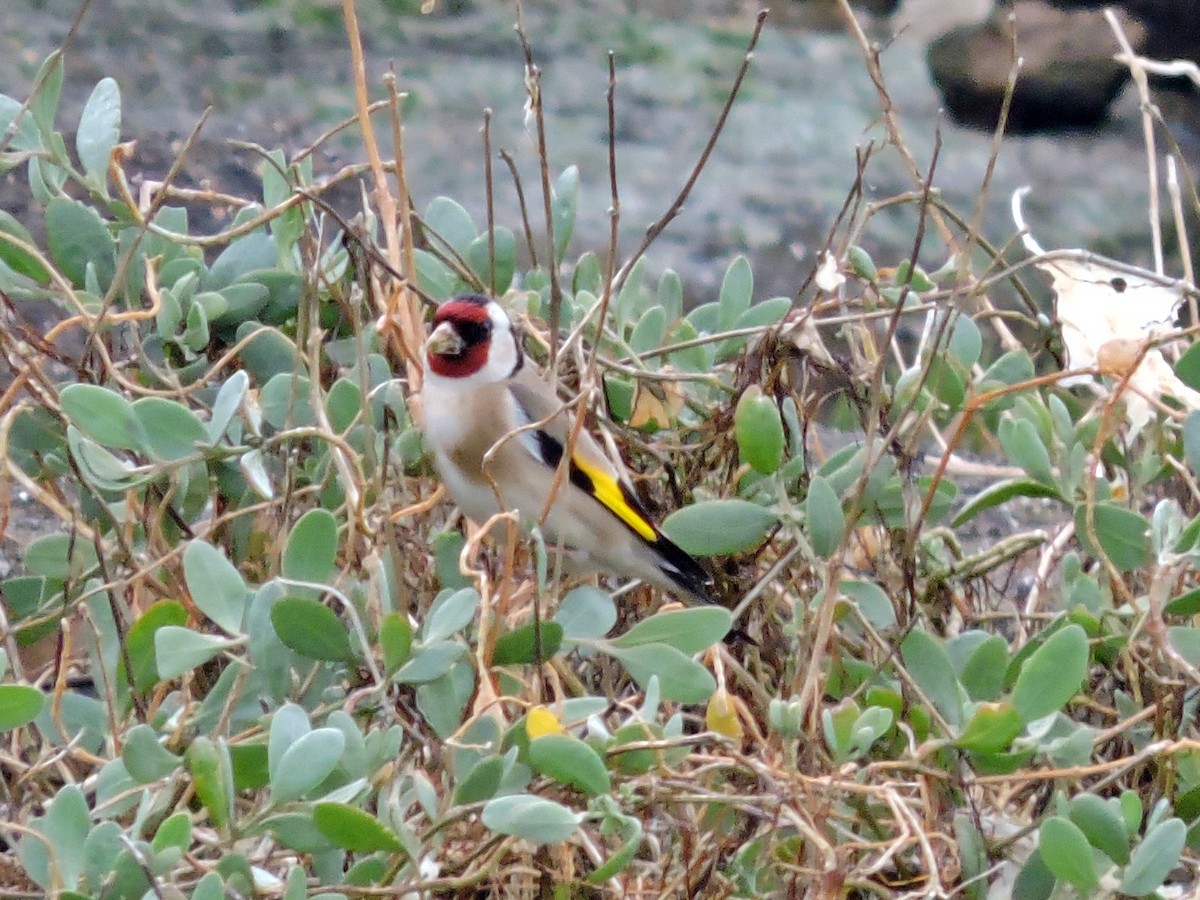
[457,319,492,346]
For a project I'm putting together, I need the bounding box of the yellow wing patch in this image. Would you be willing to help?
[570,452,657,542]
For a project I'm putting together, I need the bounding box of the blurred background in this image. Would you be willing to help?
[3,0,1199,300]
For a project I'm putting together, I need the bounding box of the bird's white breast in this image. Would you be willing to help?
[421,374,473,452]
[421,373,509,522]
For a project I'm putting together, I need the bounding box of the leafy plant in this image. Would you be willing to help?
[2,2,1200,896]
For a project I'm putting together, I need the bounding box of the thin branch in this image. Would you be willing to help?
[612,9,769,294]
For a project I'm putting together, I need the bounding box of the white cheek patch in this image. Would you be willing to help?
[482,302,521,381]
[421,299,522,397]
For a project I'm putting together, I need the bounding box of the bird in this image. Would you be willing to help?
[419,293,714,605]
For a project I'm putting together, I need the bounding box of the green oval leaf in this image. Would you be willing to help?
[480,793,582,845]
[18,782,89,891]
[734,386,785,475]
[661,499,779,557]
[657,268,683,322]
[1168,626,1200,666]
[1068,793,1130,866]
[23,532,99,580]
[184,540,249,636]
[630,306,667,355]
[1120,790,1143,835]
[733,295,792,331]
[206,232,275,290]
[955,702,1022,754]
[949,315,982,368]
[185,737,230,828]
[132,397,207,461]
[553,585,616,641]
[528,734,610,796]
[264,812,334,854]
[269,598,353,662]
[492,622,564,665]
[212,281,270,326]
[925,356,966,408]
[1074,502,1151,572]
[282,508,338,587]
[155,627,239,679]
[981,348,1035,387]
[423,587,479,643]
[454,754,508,805]
[1011,624,1088,724]
[60,383,145,451]
[67,426,143,487]
[959,634,1009,702]
[838,579,896,630]
[999,417,1054,486]
[718,254,753,330]
[151,812,192,854]
[45,198,116,289]
[230,742,270,792]
[394,641,467,684]
[551,166,578,261]
[1119,817,1185,896]
[127,602,186,696]
[268,704,310,784]
[76,77,121,183]
[1175,342,1200,393]
[0,89,43,153]
[605,644,715,703]
[609,721,663,776]
[183,300,211,352]
[237,324,305,383]
[952,478,1063,528]
[1183,411,1200,473]
[424,196,477,254]
[849,706,893,756]
[121,723,181,783]
[1038,816,1098,893]
[611,606,731,654]
[208,370,249,443]
[900,630,964,729]
[271,728,345,804]
[847,246,876,280]
[806,475,845,559]
[0,684,44,731]
[380,613,413,675]
[313,802,404,853]
[466,227,517,294]
[324,377,362,433]
[0,210,51,284]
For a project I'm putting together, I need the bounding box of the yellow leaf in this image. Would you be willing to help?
[526,705,564,739]
[706,688,743,739]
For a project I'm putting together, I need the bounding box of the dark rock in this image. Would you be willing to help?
[1043,0,1200,61]
[927,1,1148,132]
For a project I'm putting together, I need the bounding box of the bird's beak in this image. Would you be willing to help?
[426,321,464,357]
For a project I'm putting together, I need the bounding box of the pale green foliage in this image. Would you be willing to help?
[3,18,1200,900]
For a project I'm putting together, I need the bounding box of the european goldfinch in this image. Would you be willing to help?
[420,294,714,604]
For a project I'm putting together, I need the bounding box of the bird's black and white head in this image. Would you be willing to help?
[424,294,523,389]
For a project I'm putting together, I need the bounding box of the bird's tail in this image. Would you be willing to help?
[648,531,716,605]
